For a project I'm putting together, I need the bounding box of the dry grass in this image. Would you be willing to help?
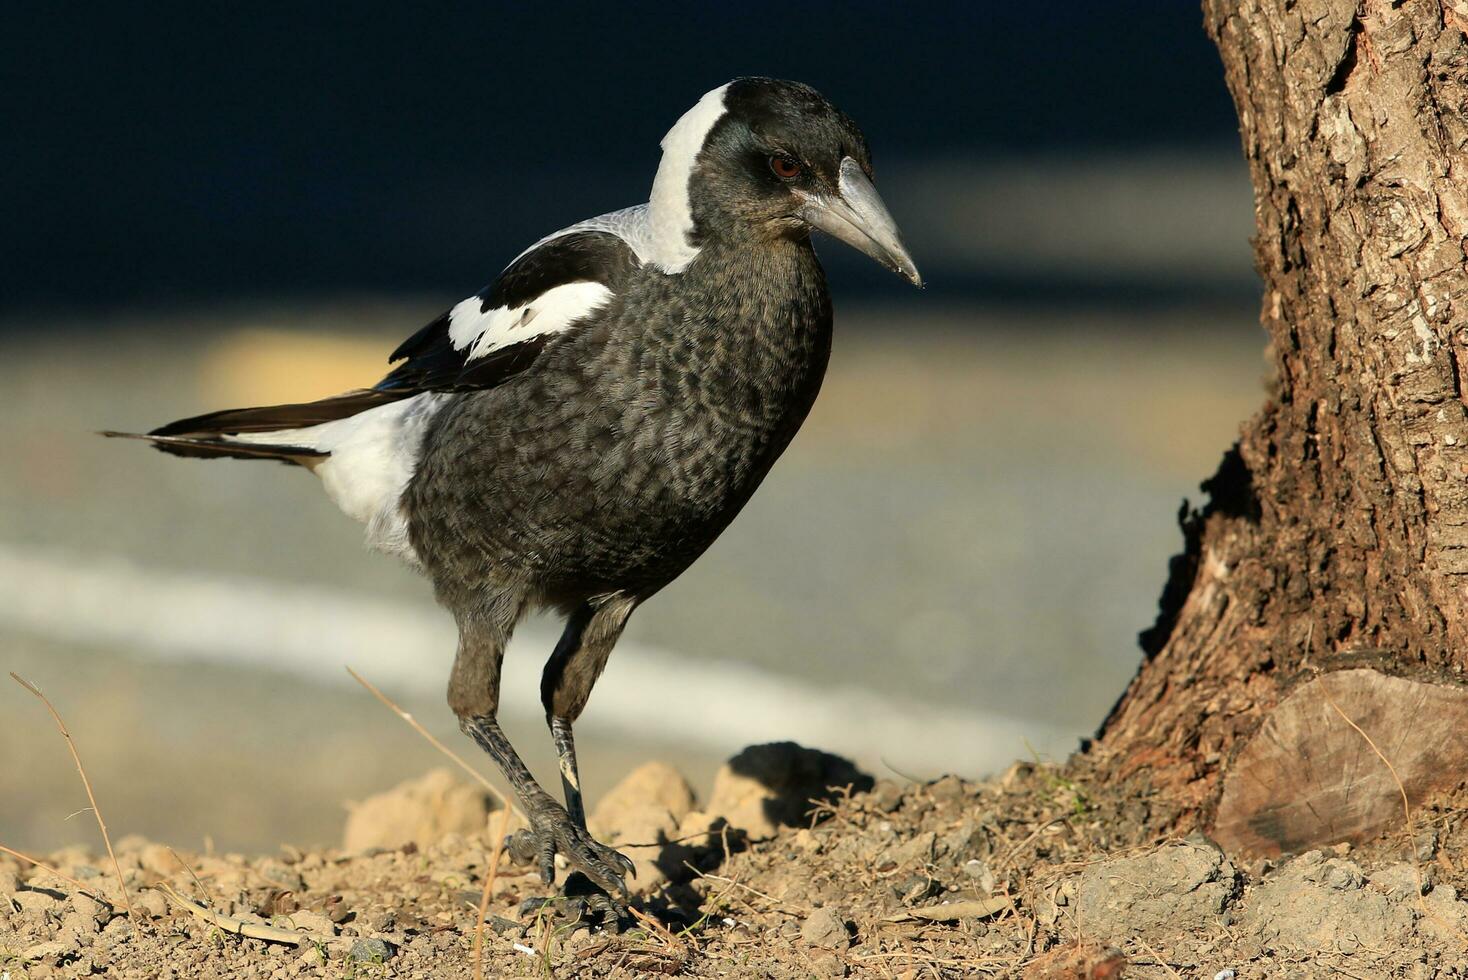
[9,671,134,920]
[471,804,514,980]
[346,666,523,823]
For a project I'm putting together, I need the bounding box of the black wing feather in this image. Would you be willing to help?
[377,230,637,395]
[111,226,639,458]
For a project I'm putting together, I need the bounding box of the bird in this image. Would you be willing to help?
[106,76,920,922]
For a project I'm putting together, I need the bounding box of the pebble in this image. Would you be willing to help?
[257,860,306,893]
[69,892,104,922]
[287,910,336,935]
[1321,861,1365,891]
[486,915,525,937]
[349,937,395,963]
[890,831,937,867]
[13,891,58,914]
[927,774,965,803]
[799,907,851,950]
[870,780,904,813]
[136,890,169,919]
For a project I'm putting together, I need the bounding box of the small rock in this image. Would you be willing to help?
[486,915,524,937]
[928,774,965,803]
[705,742,872,839]
[799,907,851,950]
[0,869,20,895]
[1362,862,1421,903]
[963,859,997,894]
[348,937,395,963]
[29,936,84,961]
[343,769,496,852]
[890,831,937,868]
[69,892,104,922]
[14,890,59,914]
[1417,884,1468,943]
[870,780,904,813]
[1073,838,1239,944]
[136,889,169,919]
[257,860,306,893]
[1243,853,1412,952]
[894,874,943,904]
[1320,860,1364,891]
[136,844,180,878]
[942,819,984,862]
[60,908,99,939]
[288,910,336,935]
[1000,761,1035,788]
[324,895,352,924]
[593,802,683,896]
[591,761,697,832]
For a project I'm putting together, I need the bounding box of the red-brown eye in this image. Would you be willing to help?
[769,154,802,180]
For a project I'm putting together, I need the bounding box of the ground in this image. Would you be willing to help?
[4,743,1465,979]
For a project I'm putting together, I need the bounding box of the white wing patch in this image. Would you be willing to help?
[446,280,613,361]
[231,393,446,564]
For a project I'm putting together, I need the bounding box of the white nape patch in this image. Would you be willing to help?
[501,83,732,276]
[645,82,731,272]
[231,393,446,564]
[446,281,613,361]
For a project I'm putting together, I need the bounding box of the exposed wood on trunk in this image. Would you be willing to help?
[1213,668,1467,855]
[1097,0,1468,828]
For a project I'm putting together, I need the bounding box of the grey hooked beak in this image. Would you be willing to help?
[796,157,922,287]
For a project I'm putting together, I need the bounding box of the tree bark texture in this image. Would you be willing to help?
[1098,0,1468,826]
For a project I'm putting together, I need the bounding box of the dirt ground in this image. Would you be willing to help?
[3,742,1463,979]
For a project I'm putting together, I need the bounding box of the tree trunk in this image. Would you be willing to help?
[1097,0,1468,844]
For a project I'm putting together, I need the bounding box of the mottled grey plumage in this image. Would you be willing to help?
[107,76,919,924]
[408,239,830,608]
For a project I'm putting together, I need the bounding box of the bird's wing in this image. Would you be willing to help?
[376,220,643,395]
[138,213,645,448]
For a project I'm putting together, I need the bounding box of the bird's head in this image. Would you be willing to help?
[651,77,922,287]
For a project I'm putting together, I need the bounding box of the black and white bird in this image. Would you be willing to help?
[108,77,920,919]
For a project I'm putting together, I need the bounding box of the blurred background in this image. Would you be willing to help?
[1,2,1265,853]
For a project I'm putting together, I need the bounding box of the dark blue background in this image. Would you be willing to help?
[3,3,1235,311]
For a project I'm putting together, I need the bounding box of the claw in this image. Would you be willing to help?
[516,794,634,906]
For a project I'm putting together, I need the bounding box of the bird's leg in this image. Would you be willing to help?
[459,715,633,906]
[530,595,639,926]
[449,598,634,921]
[550,715,586,829]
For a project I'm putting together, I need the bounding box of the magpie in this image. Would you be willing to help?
[107,77,920,919]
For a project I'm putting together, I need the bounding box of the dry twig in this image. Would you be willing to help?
[10,672,134,919]
[472,803,514,980]
[155,882,330,946]
[346,666,522,822]
[0,843,93,894]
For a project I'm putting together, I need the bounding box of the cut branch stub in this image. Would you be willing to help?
[1213,668,1468,857]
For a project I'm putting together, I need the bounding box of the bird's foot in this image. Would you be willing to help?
[505,794,635,921]
[517,872,628,933]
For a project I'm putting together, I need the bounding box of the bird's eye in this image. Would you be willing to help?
[769,155,803,180]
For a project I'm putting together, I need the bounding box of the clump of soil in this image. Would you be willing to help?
[3,744,1467,978]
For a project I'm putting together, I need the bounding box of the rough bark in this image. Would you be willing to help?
[1097,0,1468,830]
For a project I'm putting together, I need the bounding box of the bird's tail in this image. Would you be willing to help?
[101,389,407,466]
